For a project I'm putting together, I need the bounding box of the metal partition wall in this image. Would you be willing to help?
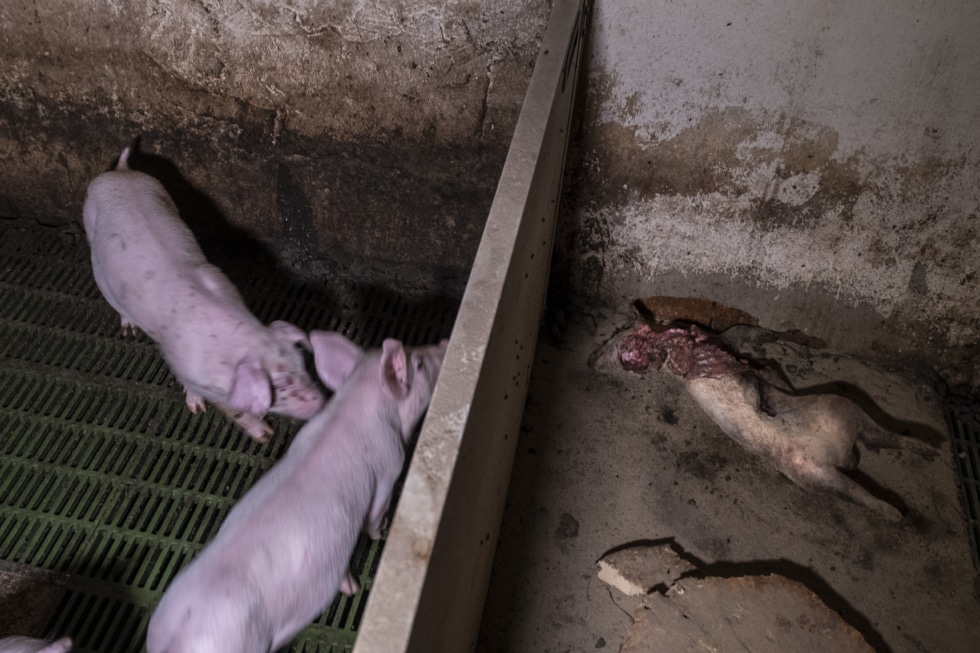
[353,2,590,651]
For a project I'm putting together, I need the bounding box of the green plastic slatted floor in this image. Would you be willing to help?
[0,218,457,652]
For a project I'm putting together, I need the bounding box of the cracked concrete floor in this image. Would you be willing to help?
[477,307,980,653]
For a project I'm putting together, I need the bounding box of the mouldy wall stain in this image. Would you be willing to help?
[560,101,980,375]
[0,0,550,289]
[569,102,979,315]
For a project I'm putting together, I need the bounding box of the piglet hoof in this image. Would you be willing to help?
[234,413,274,442]
[852,487,903,522]
[340,570,360,596]
[879,503,904,523]
[120,316,140,337]
[214,404,274,441]
[368,515,390,541]
[250,428,272,444]
[185,390,207,414]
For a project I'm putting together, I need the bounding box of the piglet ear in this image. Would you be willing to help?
[228,356,272,416]
[310,330,363,391]
[270,320,312,351]
[380,338,410,400]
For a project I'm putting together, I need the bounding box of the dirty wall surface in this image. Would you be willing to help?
[558,0,980,382]
[0,0,551,290]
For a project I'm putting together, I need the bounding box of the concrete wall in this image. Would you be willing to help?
[0,0,551,289]
[558,0,980,382]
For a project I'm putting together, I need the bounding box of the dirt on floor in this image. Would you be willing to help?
[0,561,69,639]
[477,306,980,653]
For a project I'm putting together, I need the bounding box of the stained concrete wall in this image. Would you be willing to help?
[558,0,980,382]
[0,0,551,290]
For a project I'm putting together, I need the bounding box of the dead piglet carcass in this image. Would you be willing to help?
[620,324,908,521]
[146,333,448,653]
[82,148,324,440]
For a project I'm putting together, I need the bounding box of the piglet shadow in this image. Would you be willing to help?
[843,466,911,515]
[343,282,460,349]
[596,536,691,567]
[694,555,893,653]
[117,143,343,333]
[122,145,275,266]
[595,538,891,653]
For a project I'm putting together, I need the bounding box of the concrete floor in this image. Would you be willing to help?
[477,306,980,652]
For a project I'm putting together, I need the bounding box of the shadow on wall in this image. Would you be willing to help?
[599,537,892,653]
[89,145,463,345]
[106,144,343,332]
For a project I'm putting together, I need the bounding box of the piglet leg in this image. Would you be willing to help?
[121,315,140,337]
[185,388,207,414]
[856,421,905,451]
[791,464,902,522]
[367,514,390,541]
[187,389,271,441]
[214,403,273,442]
[339,570,359,596]
[366,484,395,540]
